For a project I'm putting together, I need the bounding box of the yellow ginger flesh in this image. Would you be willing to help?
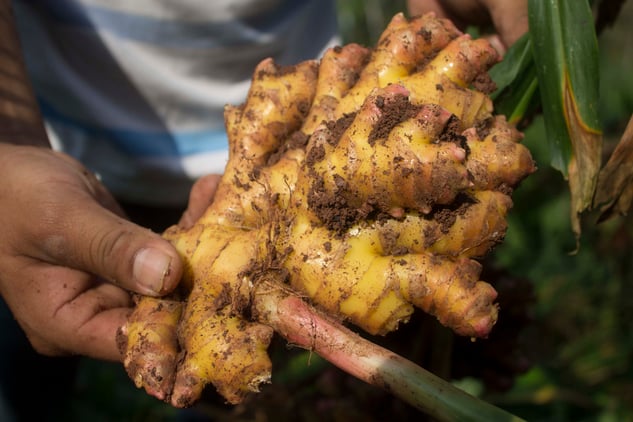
[119,12,536,407]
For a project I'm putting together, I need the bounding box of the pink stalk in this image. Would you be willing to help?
[252,280,524,422]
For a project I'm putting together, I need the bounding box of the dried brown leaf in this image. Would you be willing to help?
[564,80,603,240]
[594,114,633,221]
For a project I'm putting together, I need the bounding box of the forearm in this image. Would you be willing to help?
[0,0,50,147]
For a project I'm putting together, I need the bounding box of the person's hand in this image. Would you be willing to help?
[408,0,528,51]
[178,173,222,230]
[0,144,184,361]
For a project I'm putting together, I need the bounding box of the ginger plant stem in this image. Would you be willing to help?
[252,276,524,422]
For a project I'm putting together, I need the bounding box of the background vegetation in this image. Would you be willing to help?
[27,1,633,421]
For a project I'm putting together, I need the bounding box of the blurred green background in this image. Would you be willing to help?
[31,1,633,421]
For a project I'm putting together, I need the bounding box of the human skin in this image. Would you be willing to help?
[407,0,529,51]
[0,0,217,362]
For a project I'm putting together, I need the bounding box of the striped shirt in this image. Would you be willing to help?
[13,0,339,206]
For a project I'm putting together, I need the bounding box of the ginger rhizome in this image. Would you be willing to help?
[119,13,535,408]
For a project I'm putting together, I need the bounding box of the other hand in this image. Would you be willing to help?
[408,0,528,51]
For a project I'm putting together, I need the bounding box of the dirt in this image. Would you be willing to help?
[325,113,356,146]
[266,130,310,166]
[305,92,476,236]
[256,62,300,80]
[307,176,370,234]
[438,114,467,145]
[471,71,497,94]
[368,94,420,145]
[418,28,433,43]
[429,192,477,234]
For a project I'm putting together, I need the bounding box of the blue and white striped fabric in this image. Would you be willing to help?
[13,0,340,206]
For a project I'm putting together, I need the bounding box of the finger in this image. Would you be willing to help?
[28,307,131,361]
[484,34,507,56]
[56,278,132,361]
[67,307,132,361]
[178,174,222,229]
[407,0,447,18]
[407,0,466,25]
[35,194,183,296]
[55,280,134,361]
[482,0,528,47]
[13,265,133,361]
[407,0,489,28]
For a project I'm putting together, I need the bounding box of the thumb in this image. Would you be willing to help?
[38,197,183,296]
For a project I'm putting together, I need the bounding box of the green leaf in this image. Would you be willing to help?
[490,34,540,125]
[528,0,603,239]
[490,34,534,99]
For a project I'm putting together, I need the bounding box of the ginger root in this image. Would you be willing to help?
[119,13,535,408]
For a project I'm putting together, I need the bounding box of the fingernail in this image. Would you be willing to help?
[133,248,172,295]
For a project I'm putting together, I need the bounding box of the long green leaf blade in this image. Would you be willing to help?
[558,0,601,132]
[490,34,540,125]
[490,34,534,98]
[528,0,602,238]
